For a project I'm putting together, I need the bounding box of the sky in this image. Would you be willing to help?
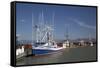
[16,3,97,41]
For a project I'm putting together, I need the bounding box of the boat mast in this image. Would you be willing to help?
[35,12,43,43]
[32,13,34,45]
[52,12,55,42]
[32,10,56,46]
[65,24,69,41]
[65,24,70,47]
[40,11,45,42]
[89,34,93,46]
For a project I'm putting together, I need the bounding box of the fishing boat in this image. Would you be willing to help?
[31,12,66,55]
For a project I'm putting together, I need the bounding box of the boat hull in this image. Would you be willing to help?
[32,49,57,55]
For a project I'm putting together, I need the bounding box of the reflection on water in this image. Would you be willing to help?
[17,45,97,65]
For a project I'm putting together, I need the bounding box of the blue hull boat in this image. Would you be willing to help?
[32,49,56,55]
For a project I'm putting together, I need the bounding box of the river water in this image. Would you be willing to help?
[17,45,97,65]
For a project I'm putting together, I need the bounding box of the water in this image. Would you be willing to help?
[16,45,97,65]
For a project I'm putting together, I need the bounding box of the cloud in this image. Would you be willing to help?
[16,34,20,37]
[70,18,96,29]
[20,19,25,23]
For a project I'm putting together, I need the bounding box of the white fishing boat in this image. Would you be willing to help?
[32,12,65,55]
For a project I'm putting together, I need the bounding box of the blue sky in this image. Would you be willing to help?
[16,3,97,40]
